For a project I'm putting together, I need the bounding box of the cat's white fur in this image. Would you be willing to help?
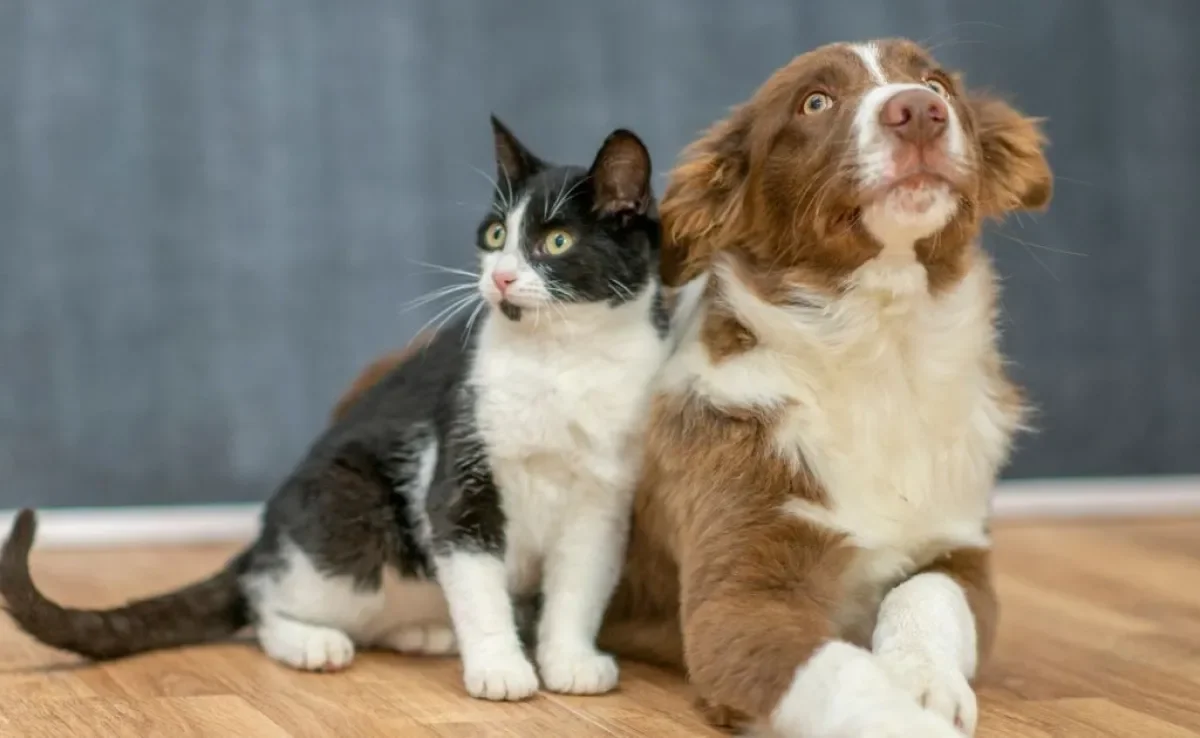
[247,193,672,702]
[443,193,671,698]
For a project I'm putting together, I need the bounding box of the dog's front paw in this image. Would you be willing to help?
[878,654,977,735]
[769,642,965,738]
[462,652,540,701]
[537,645,619,695]
[853,704,965,738]
[764,702,964,738]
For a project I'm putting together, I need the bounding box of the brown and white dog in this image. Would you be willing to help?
[333,37,1050,738]
[601,38,1050,737]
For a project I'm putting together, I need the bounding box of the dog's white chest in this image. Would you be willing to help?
[757,264,1017,638]
[677,261,1015,564]
[776,272,1012,555]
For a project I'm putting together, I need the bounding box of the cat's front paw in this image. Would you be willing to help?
[537,645,619,695]
[462,652,540,701]
[877,653,977,735]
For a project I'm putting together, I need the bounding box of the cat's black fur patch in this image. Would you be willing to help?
[650,286,670,338]
[498,300,523,322]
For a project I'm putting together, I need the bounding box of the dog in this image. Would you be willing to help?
[334,37,1050,738]
[599,38,1050,737]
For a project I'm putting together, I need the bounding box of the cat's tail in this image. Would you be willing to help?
[0,509,252,661]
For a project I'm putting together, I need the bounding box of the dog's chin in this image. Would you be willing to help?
[861,176,959,245]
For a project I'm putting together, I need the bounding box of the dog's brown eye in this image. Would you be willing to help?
[923,78,950,98]
[800,92,834,115]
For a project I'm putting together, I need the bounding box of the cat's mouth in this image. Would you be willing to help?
[498,300,523,322]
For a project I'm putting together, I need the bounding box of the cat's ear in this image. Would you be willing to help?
[589,129,652,217]
[491,115,544,184]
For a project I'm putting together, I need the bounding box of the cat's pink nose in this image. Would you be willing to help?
[491,270,517,295]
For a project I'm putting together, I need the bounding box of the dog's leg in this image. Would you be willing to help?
[872,547,996,736]
[682,518,962,738]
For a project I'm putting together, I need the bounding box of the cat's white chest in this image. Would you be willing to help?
[472,316,663,463]
[470,311,666,591]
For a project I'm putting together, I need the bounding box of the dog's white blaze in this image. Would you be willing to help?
[852,42,888,85]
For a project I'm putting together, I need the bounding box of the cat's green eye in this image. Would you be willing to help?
[483,222,506,250]
[543,229,574,255]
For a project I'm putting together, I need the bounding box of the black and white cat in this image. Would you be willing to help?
[0,118,678,701]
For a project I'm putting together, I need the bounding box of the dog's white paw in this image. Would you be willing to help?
[851,703,965,738]
[380,623,459,655]
[762,701,963,738]
[537,646,619,695]
[463,651,540,701]
[258,618,356,672]
[770,642,965,738]
[879,654,977,735]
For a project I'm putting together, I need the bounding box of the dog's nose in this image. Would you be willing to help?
[491,270,517,295]
[879,88,948,145]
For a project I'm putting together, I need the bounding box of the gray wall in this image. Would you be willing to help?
[1,1,1197,509]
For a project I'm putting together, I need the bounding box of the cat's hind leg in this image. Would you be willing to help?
[378,623,458,655]
[371,575,458,656]
[257,612,356,672]
[243,538,383,673]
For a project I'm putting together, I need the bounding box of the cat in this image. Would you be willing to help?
[0,117,675,702]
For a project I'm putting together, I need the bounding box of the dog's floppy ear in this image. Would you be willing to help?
[659,113,752,287]
[968,94,1053,219]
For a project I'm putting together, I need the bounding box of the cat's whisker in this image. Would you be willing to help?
[406,259,480,280]
[473,167,512,211]
[462,301,487,346]
[547,177,587,221]
[500,171,515,212]
[399,283,478,314]
[546,175,567,221]
[608,279,635,302]
[430,295,481,337]
[412,294,478,343]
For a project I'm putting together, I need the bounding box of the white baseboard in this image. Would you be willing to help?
[991,476,1200,518]
[0,504,263,549]
[1,477,1198,549]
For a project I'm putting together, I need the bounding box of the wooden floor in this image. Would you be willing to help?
[1,519,1198,737]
